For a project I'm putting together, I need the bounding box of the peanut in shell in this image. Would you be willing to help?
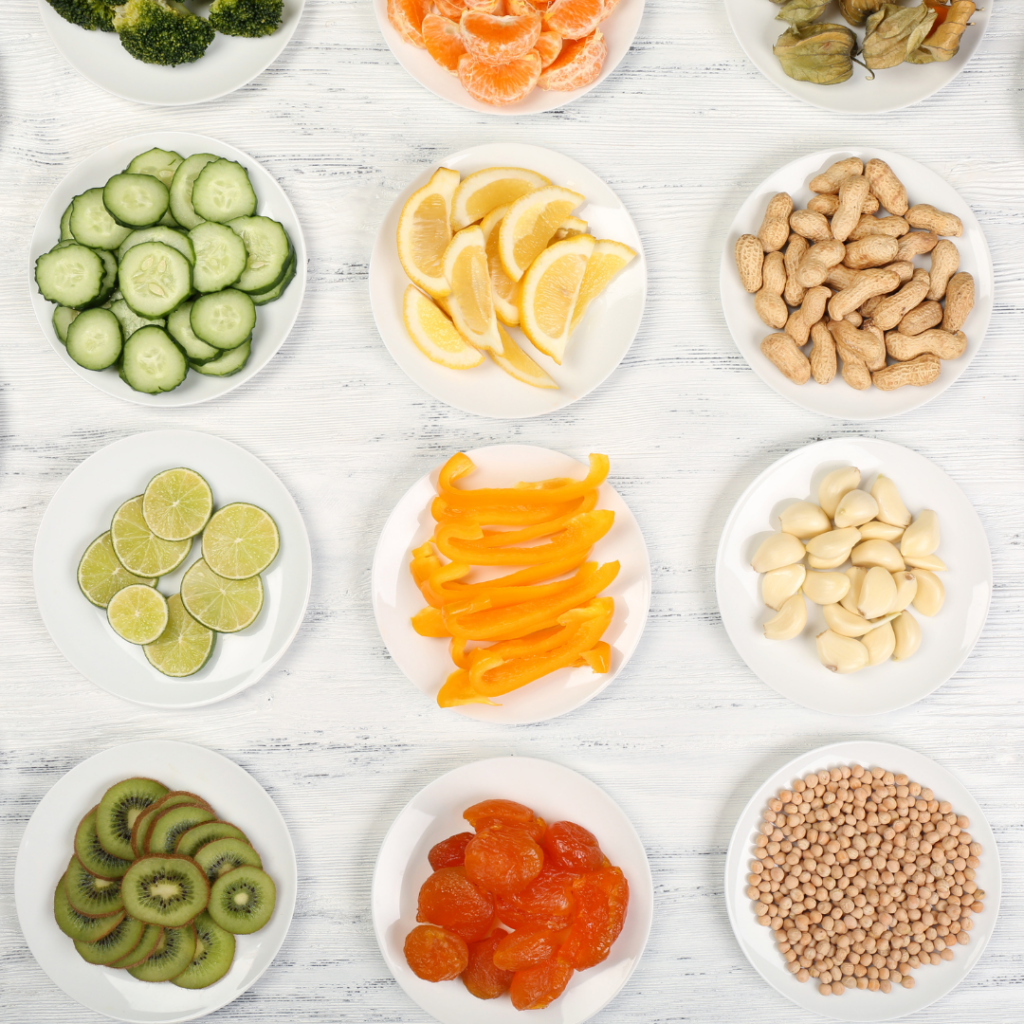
[785,285,830,345]
[898,299,943,336]
[831,176,871,243]
[830,318,885,371]
[844,234,899,270]
[735,234,764,293]
[864,158,908,216]
[885,328,967,361]
[810,157,864,195]
[896,230,939,263]
[758,193,794,253]
[789,209,832,242]
[942,271,974,332]
[761,333,811,384]
[755,251,788,329]
[809,321,836,384]
[784,234,809,306]
[828,266,901,320]
[872,353,941,391]
[847,214,909,240]
[837,343,872,390]
[927,239,959,300]
[796,239,846,288]
[907,204,963,237]
[869,268,930,331]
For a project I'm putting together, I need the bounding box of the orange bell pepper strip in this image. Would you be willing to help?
[450,626,565,670]
[411,606,449,637]
[439,563,598,617]
[437,453,609,508]
[437,669,497,708]
[410,543,444,608]
[426,552,591,607]
[431,493,593,526]
[575,641,611,672]
[465,492,598,550]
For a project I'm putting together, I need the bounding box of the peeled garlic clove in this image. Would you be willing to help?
[816,629,869,674]
[807,552,850,570]
[851,539,905,572]
[857,565,898,619]
[818,467,861,519]
[858,520,905,543]
[892,610,922,660]
[901,510,939,559]
[904,553,947,571]
[911,569,945,616]
[764,593,807,640]
[805,526,862,562]
[862,621,896,666]
[841,566,866,613]
[751,532,806,574]
[823,602,874,637]
[802,571,851,605]
[833,489,879,529]
[871,474,911,528]
[779,501,831,539]
[890,571,918,612]
[763,563,806,611]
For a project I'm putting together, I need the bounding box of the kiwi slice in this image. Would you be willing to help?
[110,923,163,969]
[175,821,249,858]
[172,911,235,989]
[54,874,125,942]
[128,924,197,983]
[65,855,124,918]
[75,807,133,880]
[147,804,217,856]
[194,838,262,884]
[97,778,169,860]
[208,865,276,935]
[73,916,146,966]
[132,792,213,858]
[122,855,210,928]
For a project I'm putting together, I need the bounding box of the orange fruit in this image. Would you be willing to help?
[434,0,467,19]
[535,29,562,68]
[538,29,605,90]
[599,0,622,19]
[388,0,430,47]
[507,0,550,11]
[423,13,467,72]
[458,50,541,105]
[461,11,542,63]
[543,0,603,39]
[464,0,502,10]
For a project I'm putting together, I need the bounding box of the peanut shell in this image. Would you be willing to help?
[755,251,788,329]
[898,299,943,336]
[759,193,794,253]
[885,328,967,361]
[897,231,939,262]
[927,240,959,301]
[832,176,871,243]
[844,235,899,270]
[864,158,909,215]
[784,234,809,307]
[942,272,974,332]
[786,285,831,345]
[810,157,865,194]
[872,354,941,391]
[809,321,836,384]
[869,268,930,331]
[790,209,833,242]
[906,204,963,237]
[761,333,811,384]
[847,215,909,240]
[735,234,764,293]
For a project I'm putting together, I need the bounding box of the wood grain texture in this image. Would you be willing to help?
[2,1,1023,1021]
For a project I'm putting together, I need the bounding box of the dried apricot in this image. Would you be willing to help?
[496,865,575,929]
[543,0,604,39]
[561,866,629,969]
[474,816,547,843]
[542,820,603,873]
[464,825,545,896]
[458,51,542,106]
[428,832,475,870]
[387,0,430,47]
[493,927,560,971]
[464,799,535,829]
[509,955,574,1010]
[463,930,515,999]
[423,13,468,73]
[460,11,543,63]
[537,29,605,91]
[417,867,495,942]
[404,924,469,981]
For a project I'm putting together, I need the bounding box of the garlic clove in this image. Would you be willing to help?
[890,571,918,612]
[752,532,806,574]
[911,569,945,616]
[862,621,896,666]
[823,602,875,637]
[904,553,947,572]
[892,610,922,660]
[871,474,912,527]
[762,563,806,611]
[841,566,866,614]
[834,489,880,529]
[818,467,861,519]
[851,539,905,572]
[816,629,869,673]
[802,571,851,605]
[857,565,898,619]
[858,520,905,543]
[763,593,807,640]
[779,501,832,540]
[807,552,850,570]
[900,510,940,559]
[805,526,862,562]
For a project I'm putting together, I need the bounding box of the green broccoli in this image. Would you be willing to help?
[46,0,115,31]
[208,0,283,38]
[112,0,215,65]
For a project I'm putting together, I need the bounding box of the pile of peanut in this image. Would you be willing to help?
[749,765,985,997]
[735,156,975,392]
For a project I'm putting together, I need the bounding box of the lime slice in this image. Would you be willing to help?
[107,585,169,645]
[144,594,215,677]
[78,532,156,608]
[180,559,263,633]
[111,497,192,577]
[143,468,213,542]
[201,503,279,580]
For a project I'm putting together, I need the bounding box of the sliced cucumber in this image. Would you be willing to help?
[103,173,170,228]
[190,289,255,350]
[227,216,290,293]
[53,306,80,343]
[118,226,195,265]
[169,153,218,231]
[89,249,119,308]
[121,326,188,394]
[168,302,220,363]
[126,148,184,189]
[118,241,193,318]
[109,299,164,340]
[66,307,123,371]
[189,222,248,293]
[252,251,296,306]
[60,198,77,241]
[160,209,181,228]
[192,159,257,224]
[190,339,251,377]
[35,244,105,307]
[69,188,131,250]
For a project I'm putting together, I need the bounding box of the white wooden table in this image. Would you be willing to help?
[1,2,1022,1021]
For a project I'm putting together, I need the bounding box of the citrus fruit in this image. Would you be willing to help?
[464,0,501,10]
[458,50,542,106]
[434,0,466,17]
[403,285,485,369]
[423,13,467,73]
[78,532,156,609]
[387,0,430,46]
[553,215,588,241]
[451,166,550,231]
[201,502,279,580]
[460,11,542,63]
[600,0,622,20]
[144,594,215,677]
[142,468,213,542]
[441,225,503,353]
[507,0,550,12]
[480,205,521,326]
[535,30,563,68]
[398,167,461,299]
[491,325,558,388]
[111,496,193,578]
[180,559,264,634]
[107,584,169,646]
[518,233,595,363]
[497,184,585,282]
[538,28,606,90]
[543,0,604,39]
[569,238,637,333]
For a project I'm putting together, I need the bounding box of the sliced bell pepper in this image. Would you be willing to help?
[466,492,598,549]
[431,493,592,526]
[438,453,609,508]
[411,606,449,637]
[441,563,599,617]
[426,552,591,606]
[575,641,611,672]
[410,543,444,607]
[450,626,565,671]
[437,668,497,707]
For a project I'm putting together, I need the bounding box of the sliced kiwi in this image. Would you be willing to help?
[128,924,197,983]
[110,923,163,969]
[194,838,262,884]
[147,804,217,856]
[175,821,249,858]
[54,874,125,942]
[75,807,133,880]
[208,865,275,935]
[122,855,210,928]
[132,792,213,858]
[97,778,169,860]
[74,916,146,966]
[65,855,124,918]
[172,911,235,989]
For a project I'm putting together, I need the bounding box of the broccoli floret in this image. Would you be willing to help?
[112,0,215,65]
[208,0,283,38]
[46,0,115,31]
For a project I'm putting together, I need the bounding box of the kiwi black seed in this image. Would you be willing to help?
[122,855,210,928]
[194,838,263,884]
[208,865,276,935]
[54,874,125,943]
[65,855,124,918]
[132,792,212,858]
[110,924,164,970]
[128,924,197,983]
[147,804,217,856]
[175,821,249,859]
[73,916,146,966]
[172,911,235,989]
[75,807,133,880]
[97,778,169,861]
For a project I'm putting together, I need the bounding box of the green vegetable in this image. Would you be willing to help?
[773,22,858,84]
[46,0,114,31]
[208,0,283,38]
[112,0,215,66]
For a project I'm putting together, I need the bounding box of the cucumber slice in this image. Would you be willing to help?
[90,248,119,308]
[53,305,80,343]
[170,153,218,230]
[118,242,193,318]
[103,173,170,228]
[160,209,181,228]
[191,159,257,223]
[118,226,195,265]
[70,188,132,250]
[252,251,296,306]
[189,339,251,377]
[109,299,165,340]
[35,244,105,307]
[60,197,77,241]
[126,147,184,188]
[189,222,248,293]
[66,307,123,370]
[121,327,188,394]
[227,216,290,293]
[168,302,219,363]
[190,289,255,349]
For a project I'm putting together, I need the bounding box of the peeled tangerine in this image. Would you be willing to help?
[763,593,806,641]
[460,11,543,63]
[778,501,831,540]
[423,13,467,73]
[816,629,869,673]
[544,0,605,40]
[458,50,542,106]
[538,30,607,91]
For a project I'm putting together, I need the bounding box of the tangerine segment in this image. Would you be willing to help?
[429,832,475,870]
[388,0,430,47]
[535,29,563,68]
[464,827,545,896]
[404,924,469,981]
[423,13,467,73]
[493,928,560,971]
[496,865,575,929]
[464,799,535,829]
[561,866,629,970]
[600,0,622,18]
[507,0,550,10]
[543,0,604,38]
[435,0,466,18]
[510,955,574,1010]
[464,0,501,8]
[458,50,541,106]
[538,28,606,91]
[542,821,604,874]
[463,930,515,999]
[416,867,495,942]
[460,11,542,63]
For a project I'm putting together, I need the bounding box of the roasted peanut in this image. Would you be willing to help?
[796,239,846,288]
[844,311,862,326]
[761,333,811,384]
[810,157,864,194]
[838,344,872,390]
[927,239,959,301]
[830,319,885,371]
[832,176,871,242]
[869,268,931,331]
[754,251,788,328]
[758,192,794,253]
[789,209,832,242]
[828,267,901,320]
[844,235,899,270]
[785,285,830,345]
[898,299,943,336]
[865,158,909,215]
[897,230,939,262]
[942,271,975,332]
[783,234,808,307]
[907,204,963,237]
[825,263,859,291]
[881,260,915,283]
[885,328,967,361]
[807,192,880,217]
[735,234,764,293]
[872,354,941,390]
[809,321,836,384]
[847,214,909,240]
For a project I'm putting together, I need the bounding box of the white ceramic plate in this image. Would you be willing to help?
[720,147,993,421]
[372,756,653,1024]
[724,0,990,114]
[715,437,991,716]
[369,143,646,419]
[34,429,312,708]
[15,739,297,1024]
[371,445,651,724]
[725,740,1001,1022]
[374,0,645,115]
[29,131,307,408]
[38,0,306,106]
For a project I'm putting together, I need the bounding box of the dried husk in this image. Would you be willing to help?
[838,0,885,28]
[914,0,976,61]
[776,0,829,28]
[863,4,937,70]
[773,23,857,84]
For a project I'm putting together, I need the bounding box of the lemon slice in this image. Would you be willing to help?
[498,185,586,283]
[111,496,192,578]
[553,216,589,242]
[397,167,461,299]
[450,167,550,232]
[519,233,596,364]
[142,468,213,542]
[144,594,215,677]
[107,584,169,646]
[480,205,520,327]
[403,285,484,370]
[202,503,279,580]
[490,325,558,389]
[180,559,264,633]
[78,532,156,608]
[442,225,503,354]
[569,239,637,333]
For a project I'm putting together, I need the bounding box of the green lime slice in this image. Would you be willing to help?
[180,559,263,633]
[107,584,169,645]
[78,532,157,608]
[144,594,215,677]
[143,468,214,542]
[201,502,279,580]
[111,496,192,577]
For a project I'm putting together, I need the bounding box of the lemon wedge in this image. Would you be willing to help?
[498,185,586,282]
[403,285,484,369]
[490,325,558,389]
[480,205,520,327]
[553,216,589,242]
[570,239,637,333]
[450,167,551,231]
[442,225,503,354]
[397,166,461,299]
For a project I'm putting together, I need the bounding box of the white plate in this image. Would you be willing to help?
[38,0,306,106]
[369,143,646,419]
[715,437,991,716]
[29,131,307,408]
[372,756,653,1024]
[725,740,1001,1022]
[720,147,993,421]
[371,445,651,724]
[34,429,312,708]
[374,0,645,115]
[15,740,296,1024]
[724,0,991,114]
